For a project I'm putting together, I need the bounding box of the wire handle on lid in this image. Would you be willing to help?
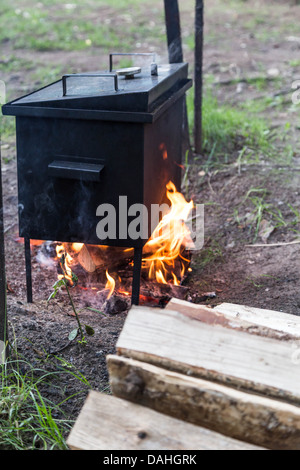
[62,72,119,96]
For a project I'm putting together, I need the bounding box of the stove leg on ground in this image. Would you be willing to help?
[0,145,7,353]
[24,237,33,303]
[131,246,143,306]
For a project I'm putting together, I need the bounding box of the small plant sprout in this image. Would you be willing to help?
[48,254,95,345]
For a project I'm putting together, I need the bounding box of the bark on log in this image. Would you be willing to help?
[107,355,300,450]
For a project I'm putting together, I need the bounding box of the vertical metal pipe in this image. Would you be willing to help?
[0,138,7,353]
[24,237,33,303]
[164,0,183,63]
[131,246,143,306]
[194,0,204,155]
[164,0,190,160]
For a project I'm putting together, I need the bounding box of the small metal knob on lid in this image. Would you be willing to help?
[151,63,158,76]
[116,66,142,79]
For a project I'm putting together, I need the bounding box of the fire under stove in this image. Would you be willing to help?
[2,53,192,305]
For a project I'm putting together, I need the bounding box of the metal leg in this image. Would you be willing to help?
[194,0,204,155]
[164,0,190,159]
[164,0,183,63]
[24,237,33,303]
[131,246,143,306]
[0,143,7,354]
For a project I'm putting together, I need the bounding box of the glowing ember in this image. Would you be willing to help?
[105,270,116,299]
[119,290,131,297]
[142,181,194,285]
[16,238,45,246]
[159,142,168,160]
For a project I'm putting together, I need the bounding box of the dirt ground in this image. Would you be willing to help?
[1,0,300,424]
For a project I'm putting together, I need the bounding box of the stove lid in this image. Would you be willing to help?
[3,57,189,115]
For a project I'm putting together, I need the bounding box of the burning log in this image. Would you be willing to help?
[77,244,96,273]
[77,245,134,274]
[140,281,189,301]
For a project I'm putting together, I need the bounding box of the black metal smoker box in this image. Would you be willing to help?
[2,53,192,305]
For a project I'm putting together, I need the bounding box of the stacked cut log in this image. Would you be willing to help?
[67,298,300,450]
[67,390,263,450]
[108,299,300,450]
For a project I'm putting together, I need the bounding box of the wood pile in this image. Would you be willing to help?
[67,299,300,450]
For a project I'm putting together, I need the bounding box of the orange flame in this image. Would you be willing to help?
[155,269,168,284]
[143,181,194,285]
[172,272,180,286]
[105,270,115,299]
[56,244,75,285]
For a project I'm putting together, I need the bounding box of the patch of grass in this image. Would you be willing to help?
[234,188,300,241]
[10,18,122,52]
[289,59,300,68]
[246,274,279,289]
[0,55,34,73]
[0,0,164,52]
[1,87,16,142]
[30,65,65,87]
[0,351,91,450]
[250,77,281,92]
[245,273,280,290]
[269,204,300,233]
[240,95,287,114]
[245,276,264,289]
[194,239,223,271]
[0,116,15,142]
[0,359,88,450]
[187,89,273,159]
[243,191,271,241]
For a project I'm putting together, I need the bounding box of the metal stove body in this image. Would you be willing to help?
[2,53,192,304]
